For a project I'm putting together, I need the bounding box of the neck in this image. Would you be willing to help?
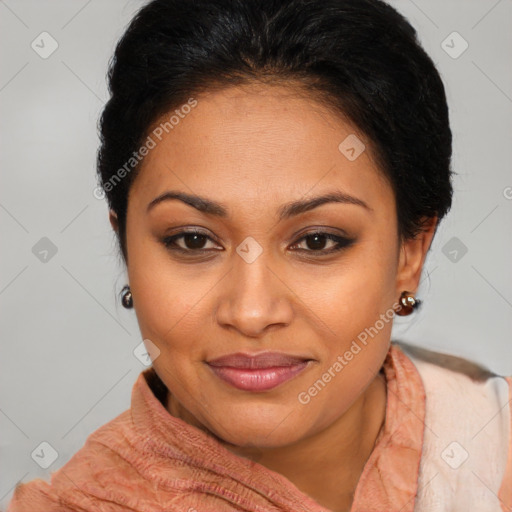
[232,370,387,511]
[167,370,387,512]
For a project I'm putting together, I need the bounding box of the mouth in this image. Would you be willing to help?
[205,352,314,392]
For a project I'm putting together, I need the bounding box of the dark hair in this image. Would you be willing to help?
[97,0,453,262]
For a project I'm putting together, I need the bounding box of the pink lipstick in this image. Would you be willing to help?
[206,352,312,392]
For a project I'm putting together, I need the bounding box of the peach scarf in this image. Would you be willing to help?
[7,343,512,512]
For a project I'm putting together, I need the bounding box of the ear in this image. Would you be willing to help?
[109,210,119,233]
[396,216,438,296]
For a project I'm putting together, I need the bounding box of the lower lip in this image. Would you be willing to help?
[207,361,311,392]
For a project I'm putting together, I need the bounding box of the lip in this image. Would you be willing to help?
[206,351,313,392]
[207,351,312,368]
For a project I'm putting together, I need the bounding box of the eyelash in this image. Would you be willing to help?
[161,228,355,257]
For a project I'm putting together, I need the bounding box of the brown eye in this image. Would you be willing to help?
[178,232,208,250]
[290,231,355,254]
[162,229,221,253]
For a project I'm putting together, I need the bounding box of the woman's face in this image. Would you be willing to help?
[119,83,431,449]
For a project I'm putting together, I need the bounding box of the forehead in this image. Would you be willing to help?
[130,84,393,214]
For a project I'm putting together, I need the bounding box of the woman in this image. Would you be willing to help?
[8,0,511,511]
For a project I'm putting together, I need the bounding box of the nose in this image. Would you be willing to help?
[215,250,294,338]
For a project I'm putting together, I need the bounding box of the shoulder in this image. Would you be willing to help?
[395,342,511,443]
[7,407,138,511]
[393,341,512,512]
[394,341,498,380]
[7,368,180,512]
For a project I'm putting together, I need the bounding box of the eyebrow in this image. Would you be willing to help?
[146,189,372,220]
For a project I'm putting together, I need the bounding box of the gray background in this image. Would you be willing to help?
[0,0,511,508]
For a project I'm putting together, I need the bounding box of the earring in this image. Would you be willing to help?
[121,285,133,309]
[395,290,420,316]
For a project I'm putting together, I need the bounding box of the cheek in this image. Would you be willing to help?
[294,254,396,429]
[126,236,232,369]
[125,231,192,342]
[129,264,214,350]
[292,238,397,408]
[296,237,398,338]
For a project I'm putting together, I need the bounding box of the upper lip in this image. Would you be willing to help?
[206,351,312,369]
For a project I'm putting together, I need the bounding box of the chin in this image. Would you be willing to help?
[202,406,311,449]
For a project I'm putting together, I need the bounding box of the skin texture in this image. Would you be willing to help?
[109,83,437,512]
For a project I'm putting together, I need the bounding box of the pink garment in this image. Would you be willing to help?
[7,343,512,512]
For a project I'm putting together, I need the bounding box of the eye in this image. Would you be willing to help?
[290,231,355,255]
[162,229,221,253]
